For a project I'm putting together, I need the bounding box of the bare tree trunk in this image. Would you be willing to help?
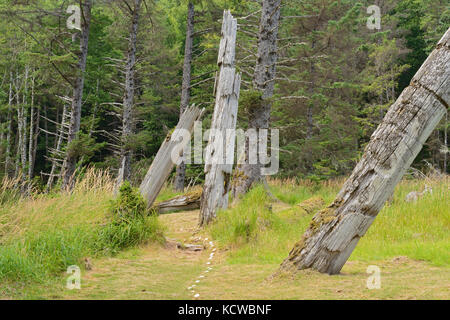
[281,28,450,275]
[28,73,38,180]
[61,0,92,190]
[174,1,195,192]
[5,71,13,177]
[20,65,29,183]
[231,0,281,198]
[139,105,204,208]
[89,78,100,137]
[199,10,241,226]
[44,104,49,155]
[306,39,316,141]
[117,0,142,187]
[46,104,68,191]
[14,69,21,178]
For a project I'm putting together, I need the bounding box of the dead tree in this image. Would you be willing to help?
[45,103,69,191]
[117,0,142,186]
[4,71,13,177]
[231,0,281,198]
[139,105,204,208]
[61,0,92,190]
[199,11,241,226]
[174,1,195,192]
[281,28,450,275]
[153,189,202,214]
[28,72,38,180]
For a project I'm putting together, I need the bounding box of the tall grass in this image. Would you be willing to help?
[210,177,449,267]
[0,169,165,284]
[352,177,450,266]
[0,174,35,205]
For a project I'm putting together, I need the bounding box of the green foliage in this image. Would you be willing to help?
[96,215,164,255]
[65,133,106,161]
[110,182,148,221]
[239,89,263,118]
[96,181,165,254]
[0,180,165,284]
[0,0,447,186]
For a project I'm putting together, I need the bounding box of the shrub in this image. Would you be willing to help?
[96,181,165,254]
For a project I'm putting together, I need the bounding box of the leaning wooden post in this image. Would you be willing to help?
[199,11,241,226]
[281,28,449,275]
[139,105,204,208]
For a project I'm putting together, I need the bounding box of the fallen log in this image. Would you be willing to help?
[139,105,204,208]
[153,189,202,214]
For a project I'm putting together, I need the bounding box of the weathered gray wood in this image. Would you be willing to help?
[231,0,282,198]
[153,189,201,214]
[139,105,204,208]
[177,243,204,251]
[281,28,450,275]
[174,1,195,192]
[199,10,241,226]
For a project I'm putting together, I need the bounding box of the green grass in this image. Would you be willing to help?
[352,180,449,266]
[1,173,448,299]
[0,170,165,287]
[210,178,450,267]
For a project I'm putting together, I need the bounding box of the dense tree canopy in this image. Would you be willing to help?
[0,0,447,190]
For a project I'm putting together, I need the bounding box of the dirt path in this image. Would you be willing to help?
[41,209,449,300]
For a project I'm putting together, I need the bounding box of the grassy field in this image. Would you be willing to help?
[0,172,448,299]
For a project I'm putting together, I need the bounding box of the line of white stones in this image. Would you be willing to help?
[187,238,216,299]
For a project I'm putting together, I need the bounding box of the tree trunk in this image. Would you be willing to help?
[117,0,142,187]
[5,71,13,177]
[46,104,68,191]
[43,104,48,156]
[231,0,281,198]
[174,1,195,192]
[306,39,316,141]
[139,105,204,208]
[153,190,202,214]
[20,65,29,183]
[28,72,37,180]
[14,69,22,178]
[199,10,241,226]
[281,28,450,275]
[61,0,92,190]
